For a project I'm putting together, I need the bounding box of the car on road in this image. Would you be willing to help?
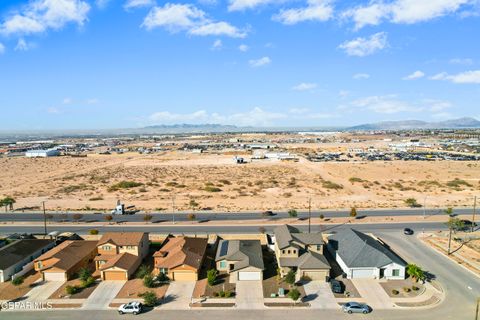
[330,279,344,294]
[342,302,371,314]
[262,210,275,216]
[403,228,414,235]
[118,302,143,315]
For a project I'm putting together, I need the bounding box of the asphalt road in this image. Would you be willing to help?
[0,221,449,236]
[0,208,475,223]
[2,228,478,320]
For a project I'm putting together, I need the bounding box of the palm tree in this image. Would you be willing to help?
[406,264,426,283]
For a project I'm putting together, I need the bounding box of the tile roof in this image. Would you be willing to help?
[279,251,330,270]
[34,240,98,271]
[328,228,406,268]
[99,252,140,271]
[154,237,207,271]
[0,239,53,270]
[98,232,147,246]
[215,240,264,271]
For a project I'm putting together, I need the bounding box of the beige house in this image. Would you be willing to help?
[215,239,264,283]
[95,232,149,281]
[273,225,330,282]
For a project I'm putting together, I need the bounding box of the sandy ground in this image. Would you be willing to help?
[0,152,479,212]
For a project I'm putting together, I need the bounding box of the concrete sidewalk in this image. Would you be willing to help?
[236,281,263,309]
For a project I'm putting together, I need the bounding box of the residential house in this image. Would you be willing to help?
[0,239,55,282]
[153,236,208,281]
[215,239,264,282]
[34,240,98,281]
[327,228,406,279]
[95,232,149,281]
[273,225,331,282]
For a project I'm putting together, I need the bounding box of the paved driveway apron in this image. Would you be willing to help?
[236,280,264,309]
[351,279,394,309]
[82,281,126,310]
[302,281,339,309]
[24,281,64,301]
[158,282,195,310]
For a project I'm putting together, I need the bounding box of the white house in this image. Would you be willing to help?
[327,228,406,280]
[25,149,60,158]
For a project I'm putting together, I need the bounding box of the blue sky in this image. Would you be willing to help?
[1,0,480,130]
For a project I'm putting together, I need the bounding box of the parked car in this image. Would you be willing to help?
[342,302,371,314]
[118,302,143,315]
[330,279,344,294]
[403,228,414,235]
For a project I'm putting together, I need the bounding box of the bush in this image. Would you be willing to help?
[89,229,99,235]
[140,291,157,307]
[322,180,343,190]
[403,287,411,293]
[319,214,325,220]
[12,276,24,286]
[89,196,104,201]
[143,274,155,288]
[105,215,113,222]
[204,186,222,192]
[213,291,219,297]
[187,213,196,221]
[285,270,296,286]
[391,289,399,295]
[136,264,151,279]
[350,207,357,218]
[66,285,79,295]
[412,286,420,291]
[405,198,421,208]
[156,272,169,283]
[108,181,143,192]
[82,276,95,288]
[288,209,298,218]
[224,290,233,298]
[288,288,301,301]
[143,214,153,222]
[207,269,218,286]
[78,268,92,282]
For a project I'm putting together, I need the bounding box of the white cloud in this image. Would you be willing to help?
[292,82,317,91]
[142,3,246,38]
[238,44,249,52]
[339,32,388,57]
[289,107,310,114]
[249,56,271,67]
[353,73,370,79]
[0,0,90,36]
[228,0,280,12]
[14,38,32,51]
[86,98,99,104]
[351,95,418,114]
[189,21,246,38]
[343,0,475,29]
[63,97,72,104]
[403,70,425,80]
[449,58,473,65]
[430,70,480,83]
[95,0,111,9]
[47,107,61,114]
[0,43,5,54]
[273,0,334,25]
[124,0,154,10]
[149,107,287,126]
[211,39,222,50]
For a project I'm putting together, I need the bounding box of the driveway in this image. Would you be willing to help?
[82,281,126,310]
[24,280,64,301]
[351,279,394,309]
[158,281,195,310]
[236,280,263,309]
[302,281,339,309]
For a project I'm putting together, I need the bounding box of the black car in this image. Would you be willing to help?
[262,210,275,216]
[403,228,414,235]
[330,279,344,294]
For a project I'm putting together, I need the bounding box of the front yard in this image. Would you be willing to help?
[0,270,41,301]
[115,278,168,299]
[380,279,425,298]
[48,278,100,299]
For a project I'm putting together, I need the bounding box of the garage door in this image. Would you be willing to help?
[303,270,329,281]
[351,269,375,278]
[238,271,261,281]
[103,271,127,281]
[44,272,66,281]
[172,272,197,281]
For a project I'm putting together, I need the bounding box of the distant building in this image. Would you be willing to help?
[25,149,60,158]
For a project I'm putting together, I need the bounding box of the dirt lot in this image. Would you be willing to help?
[1,152,479,211]
[0,271,40,301]
[115,278,168,299]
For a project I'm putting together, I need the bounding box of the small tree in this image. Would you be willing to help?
[65,285,79,295]
[78,268,92,282]
[447,217,465,232]
[288,288,301,303]
[285,270,296,287]
[89,229,99,235]
[319,214,325,220]
[141,291,157,307]
[2,196,16,212]
[143,274,155,288]
[143,214,153,223]
[187,213,196,221]
[12,276,24,286]
[288,209,298,218]
[136,264,151,279]
[444,207,453,216]
[405,198,421,208]
[207,269,218,286]
[189,199,199,210]
[72,213,83,222]
[350,207,357,218]
[406,264,426,283]
[104,215,113,223]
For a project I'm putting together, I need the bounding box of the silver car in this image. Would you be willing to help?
[342,302,371,314]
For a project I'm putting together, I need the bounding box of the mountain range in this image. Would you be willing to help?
[347,117,480,131]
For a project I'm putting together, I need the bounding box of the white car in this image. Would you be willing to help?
[118,302,143,315]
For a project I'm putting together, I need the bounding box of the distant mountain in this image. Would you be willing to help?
[348,117,480,130]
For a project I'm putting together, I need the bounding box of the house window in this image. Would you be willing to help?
[282,250,285,254]
[37,261,43,268]
[293,250,296,254]
[392,269,400,277]
[316,245,321,251]
[287,250,291,254]
[220,261,226,268]
[102,245,111,251]
[160,268,168,274]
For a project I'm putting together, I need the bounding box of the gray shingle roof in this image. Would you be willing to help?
[328,228,406,268]
[279,251,330,270]
[274,224,324,249]
[0,239,53,270]
[215,240,264,271]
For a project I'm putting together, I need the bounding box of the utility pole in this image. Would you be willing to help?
[42,201,47,236]
[447,224,453,255]
[308,198,312,233]
[473,196,477,233]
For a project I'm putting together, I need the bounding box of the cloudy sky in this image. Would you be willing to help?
[1,0,480,130]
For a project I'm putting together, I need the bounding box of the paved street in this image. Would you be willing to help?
[82,281,125,310]
[303,281,338,309]
[23,281,63,301]
[158,282,195,310]
[236,281,264,309]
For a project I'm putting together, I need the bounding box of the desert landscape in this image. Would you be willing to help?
[1,150,478,212]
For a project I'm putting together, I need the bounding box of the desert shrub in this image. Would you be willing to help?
[446,178,472,189]
[187,213,196,221]
[412,286,419,291]
[322,180,343,190]
[219,179,231,185]
[140,291,157,306]
[224,290,233,298]
[207,269,218,286]
[350,207,357,218]
[108,181,143,191]
[82,276,95,288]
[204,186,222,192]
[405,198,421,208]
[12,276,24,286]
[59,184,89,194]
[138,187,148,193]
[288,288,301,301]
[349,177,365,183]
[403,287,411,293]
[72,213,83,221]
[288,209,298,218]
[66,285,79,295]
[392,289,399,295]
[143,274,155,288]
[143,214,153,222]
[319,214,325,220]
[136,264,151,279]
[89,196,104,201]
[89,229,99,235]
